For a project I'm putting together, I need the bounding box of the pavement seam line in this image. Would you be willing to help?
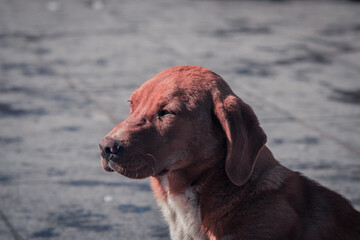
[0,209,23,240]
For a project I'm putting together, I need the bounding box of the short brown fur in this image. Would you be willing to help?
[100,65,360,239]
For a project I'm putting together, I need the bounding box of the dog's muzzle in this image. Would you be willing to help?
[99,137,124,172]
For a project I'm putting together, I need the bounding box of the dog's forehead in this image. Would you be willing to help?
[131,77,179,105]
[131,65,225,103]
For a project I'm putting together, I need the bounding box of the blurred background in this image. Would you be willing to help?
[0,0,360,239]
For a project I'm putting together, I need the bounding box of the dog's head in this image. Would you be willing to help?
[99,65,266,186]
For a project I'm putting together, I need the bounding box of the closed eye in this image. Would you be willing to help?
[157,109,173,118]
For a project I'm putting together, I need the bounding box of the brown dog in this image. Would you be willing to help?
[99,65,360,240]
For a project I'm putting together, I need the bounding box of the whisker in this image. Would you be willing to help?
[175,103,182,111]
[146,153,157,163]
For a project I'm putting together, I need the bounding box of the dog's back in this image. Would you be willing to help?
[292,176,360,240]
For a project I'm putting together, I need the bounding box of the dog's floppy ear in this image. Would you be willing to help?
[214,95,267,186]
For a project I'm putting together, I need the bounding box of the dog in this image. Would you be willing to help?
[99,65,360,240]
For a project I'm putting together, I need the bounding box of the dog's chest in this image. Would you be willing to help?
[154,177,208,240]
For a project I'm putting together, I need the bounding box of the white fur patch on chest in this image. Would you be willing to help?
[156,176,208,240]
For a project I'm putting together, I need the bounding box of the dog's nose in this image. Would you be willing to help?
[99,137,123,157]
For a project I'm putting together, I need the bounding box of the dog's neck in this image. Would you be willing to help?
[150,146,289,239]
[150,165,208,199]
[151,146,281,196]
[250,146,282,181]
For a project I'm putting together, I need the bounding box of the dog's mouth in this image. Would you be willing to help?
[101,154,160,179]
[101,157,114,172]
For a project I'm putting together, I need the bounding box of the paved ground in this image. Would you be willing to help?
[0,0,360,239]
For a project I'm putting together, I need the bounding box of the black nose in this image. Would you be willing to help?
[99,137,123,158]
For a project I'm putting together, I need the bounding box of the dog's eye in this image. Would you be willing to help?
[157,110,172,118]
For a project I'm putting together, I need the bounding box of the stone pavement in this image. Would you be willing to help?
[0,0,360,239]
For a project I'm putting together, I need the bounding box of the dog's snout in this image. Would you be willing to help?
[99,138,123,157]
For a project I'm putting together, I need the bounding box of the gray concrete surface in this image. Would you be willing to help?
[1,0,360,239]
